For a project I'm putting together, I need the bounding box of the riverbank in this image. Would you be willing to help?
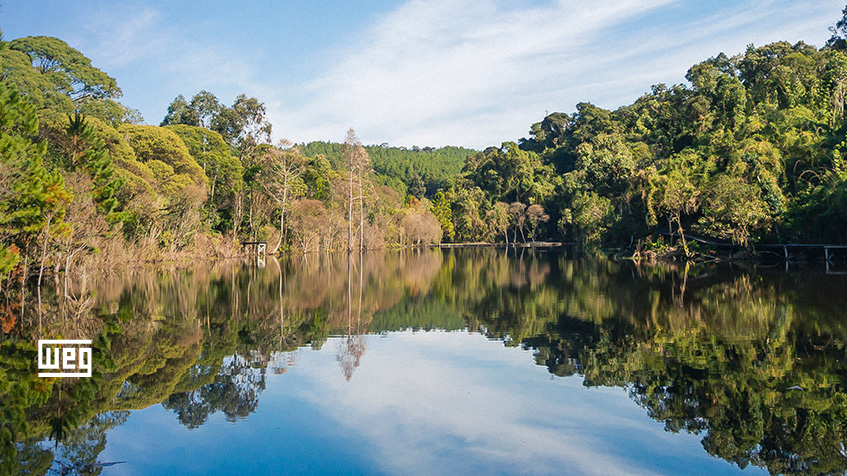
[436,241,568,248]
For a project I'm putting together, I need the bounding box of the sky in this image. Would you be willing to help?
[1,0,844,149]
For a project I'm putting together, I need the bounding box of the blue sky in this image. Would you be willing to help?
[2,0,844,148]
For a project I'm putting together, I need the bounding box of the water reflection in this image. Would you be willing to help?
[1,249,846,475]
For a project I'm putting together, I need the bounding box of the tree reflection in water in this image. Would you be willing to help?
[1,248,846,475]
[338,253,368,381]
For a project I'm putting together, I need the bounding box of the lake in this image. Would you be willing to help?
[4,248,847,475]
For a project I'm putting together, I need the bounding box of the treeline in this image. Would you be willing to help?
[435,10,847,250]
[0,31,452,299]
[4,6,847,298]
[297,141,473,198]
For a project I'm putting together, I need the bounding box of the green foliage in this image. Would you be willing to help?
[454,36,847,248]
[118,124,208,193]
[76,97,143,127]
[166,125,242,192]
[0,339,54,474]
[463,141,556,205]
[0,35,139,127]
[8,36,120,102]
[697,174,771,245]
[448,185,488,241]
[41,113,128,224]
[566,192,615,245]
[827,6,847,50]
[431,191,454,242]
[0,46,74,115]
[162,91,272,151]
[166,125,243,232]
[4,13,847,270]
[298,141,474,198]
[0,83,71,255]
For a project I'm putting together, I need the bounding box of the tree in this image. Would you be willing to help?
[215,94,272,152]
[697,175,772,246]
[166,125,243,232]
[160,94,194,127]
[431,191,454,242]
[8,36,120,102]
[0,36,139,126]
[401,211,441,245]
[161,91,221,129]
[189,91,222,129]
[44,114,126,224]
[658,161,699,257]
[827,5,847,51]
[487,201,511,244]
[75,98,143,127]
[508,202,527,243]
[161,91,272,154]
[298,141,474,198]
[0,83,71,297]
[342,129,370,252]
[0,45,74,113]
[449,185,487,242]
[288,199,328,252]
[526,204,549,241]
[260,145,305,253]
[565,192,614,246]
[118,124,208,194]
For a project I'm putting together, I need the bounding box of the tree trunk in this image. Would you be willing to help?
[233,192,243,237]
[674,212,690,258]
[348,170,354,252]
[209,172,217,207]
[248,190,255,240]
[273,175,288,255]
[358,170,364,252]
[20,248,29,325]
[37,217,51,290]
[37,216,52,330]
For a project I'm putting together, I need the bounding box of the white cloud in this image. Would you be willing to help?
[274,0,675,147]
[286,331,703,476]
[53,0,846,147]
[271,0,842,148]
[78,7,164,67]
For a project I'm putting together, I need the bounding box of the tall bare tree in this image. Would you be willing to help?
[261,142,304,254]
[342,129,370,252]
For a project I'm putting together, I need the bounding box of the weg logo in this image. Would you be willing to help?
[37,339,92,378]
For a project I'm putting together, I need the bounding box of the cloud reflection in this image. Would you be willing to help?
[287,331,733,476]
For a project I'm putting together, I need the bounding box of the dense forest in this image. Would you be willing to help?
[297,141,473,199]
[3,7,847,297]
[0,30,458,298]
[449,25,847,251]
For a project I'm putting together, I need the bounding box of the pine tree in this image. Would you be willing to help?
[0,83,71,286]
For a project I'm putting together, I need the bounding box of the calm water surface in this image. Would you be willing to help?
[4,248,847,475]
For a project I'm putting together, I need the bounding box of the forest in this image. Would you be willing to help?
[3,8,847,296]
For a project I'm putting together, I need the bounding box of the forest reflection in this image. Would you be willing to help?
[2,248,847,475]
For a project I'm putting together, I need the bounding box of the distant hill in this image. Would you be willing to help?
[297,141,476,198]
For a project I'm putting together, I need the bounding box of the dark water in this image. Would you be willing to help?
[3,248,847,475]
